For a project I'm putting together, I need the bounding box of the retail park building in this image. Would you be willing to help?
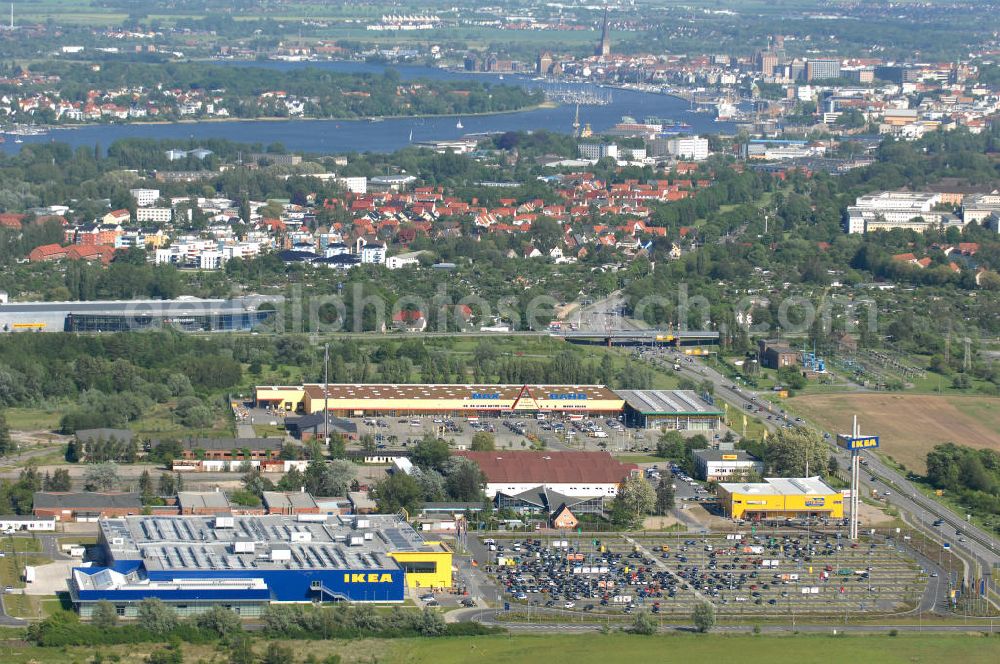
[254,384,723,431]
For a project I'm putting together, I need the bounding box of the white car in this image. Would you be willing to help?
[564,601,575,609]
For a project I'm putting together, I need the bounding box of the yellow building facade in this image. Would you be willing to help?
[718,477,844,520]
[255,384,624,417]
[254,385,309,412]
[389,542,453,590]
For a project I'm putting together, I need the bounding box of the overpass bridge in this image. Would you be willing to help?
[555,329,720,347]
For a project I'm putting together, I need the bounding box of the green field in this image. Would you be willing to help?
[397,633,1000,664]
[4,633,1000,664]
[787,392,1000,473]
[0,536,42,554]
[0,550,51,590]
[3,593,63,620]
[2,408,63,431]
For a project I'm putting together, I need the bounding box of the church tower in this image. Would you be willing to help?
[595,6,610,57]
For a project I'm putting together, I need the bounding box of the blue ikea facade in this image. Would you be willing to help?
[74,563,405,604]
[143,566,405,603]
[73,513,433,618]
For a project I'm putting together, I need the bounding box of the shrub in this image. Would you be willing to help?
[692,601,715,633]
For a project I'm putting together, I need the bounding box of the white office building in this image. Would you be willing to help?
[130,188,161,207]
[199,250,223,270]
[359,242,386,265]
[337,176,367,195]
[578,143,619,161]
[136,207,172,224]
[666,136,710,161]
[692,449,764,482]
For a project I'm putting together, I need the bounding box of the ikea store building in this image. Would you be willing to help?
[70,514,452,618]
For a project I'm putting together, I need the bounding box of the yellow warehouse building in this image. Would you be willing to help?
[717,477,844,520]
[255,383,624,417]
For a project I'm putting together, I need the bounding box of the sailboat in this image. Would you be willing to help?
[408,129,413,143]
[456,119,463,129]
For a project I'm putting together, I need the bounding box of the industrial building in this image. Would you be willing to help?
[692,449,764,482]
[34,492,144,522]
[717,477,844,521]
[70,513,453,618]
[616,389,723,430]
[758,339,798,370]
[0,297,277,333]
[255,384,625,418]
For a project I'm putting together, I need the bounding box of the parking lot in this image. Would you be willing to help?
[344,412,669,454]
[480,530,926,618]
[244,393,728,456]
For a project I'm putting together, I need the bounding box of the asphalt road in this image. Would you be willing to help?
[571,291,646,333]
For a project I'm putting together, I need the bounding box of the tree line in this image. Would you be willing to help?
[926,443,1000,533]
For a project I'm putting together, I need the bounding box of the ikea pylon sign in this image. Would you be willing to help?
[837,435,880,450]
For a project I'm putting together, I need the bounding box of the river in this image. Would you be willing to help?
[2,61,733,155]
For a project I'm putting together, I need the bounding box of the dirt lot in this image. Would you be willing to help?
[789,393,1000,474]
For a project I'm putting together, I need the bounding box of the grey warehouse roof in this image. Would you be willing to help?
[100,513,432,573]
[262,491,319,511]
[177,491,232,511]
[615,389,723,415]
[33,492,143,510]
[75,428,134,444]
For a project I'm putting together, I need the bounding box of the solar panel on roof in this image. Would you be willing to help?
[674,391,705,412]
[653,390,683,411]
[385,528,411,549]
[633,391,658,410]
[92,569,116,590]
